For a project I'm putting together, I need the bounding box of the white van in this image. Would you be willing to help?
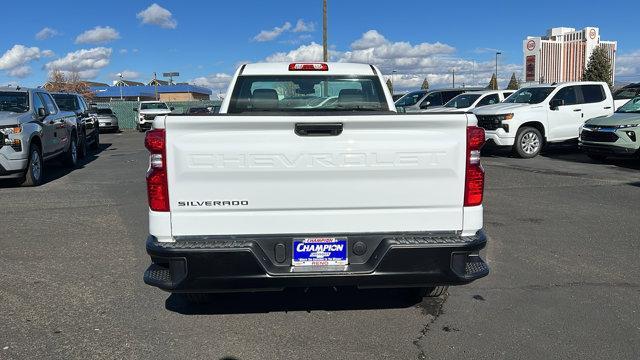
[473,82,614,158]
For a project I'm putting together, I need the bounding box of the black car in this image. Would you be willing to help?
[51,93,99,157]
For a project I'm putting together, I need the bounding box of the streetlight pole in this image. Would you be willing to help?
[118,73,123,100]
[452,69,455,88]
[322,0,328,62]
[495,51,502,90]
[392,70,397,94]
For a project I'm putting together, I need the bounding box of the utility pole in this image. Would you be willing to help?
[118,73,123,100]
[322,0,328,62]
[452,69,455,88]
[495,51,502,90]
[153,72,158,101]
[392,70,397,94]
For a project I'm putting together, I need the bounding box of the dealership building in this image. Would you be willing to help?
[523,27,617,85]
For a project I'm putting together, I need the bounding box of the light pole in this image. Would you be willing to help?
[118,73,123,100]
[392,70,397,94]
[495,51,502,90]
[452,69,455,88]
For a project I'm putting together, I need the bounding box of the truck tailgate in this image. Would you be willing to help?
[165,114,468,236]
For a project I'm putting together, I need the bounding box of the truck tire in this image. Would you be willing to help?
[586,152,607,162]
[513,126,543,158]
[78,131,87,159]
[64,135,78,168]
[406,286,448,301]
[20,144,43,187]
[90,130,100,150]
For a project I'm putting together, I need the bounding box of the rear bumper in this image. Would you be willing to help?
[144,230,489,293]
[579,142,640,156]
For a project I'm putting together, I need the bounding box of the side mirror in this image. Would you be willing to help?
[37,108,47,118]
[133,108,138,112]
[419,101,431,109]
[170,106,175,111]
[550,99,564,110]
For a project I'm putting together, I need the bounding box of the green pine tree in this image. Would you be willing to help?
[506,73,519,90]
[487,74,497,90]
[421,78,429,90]
[583,46,612,87]
[386,78,393,95]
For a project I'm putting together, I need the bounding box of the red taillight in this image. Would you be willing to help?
[288,63,329,71]
[145,129,169,212]
[464,126,485,207]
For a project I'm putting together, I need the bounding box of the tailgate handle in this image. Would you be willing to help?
[295,123,343,136]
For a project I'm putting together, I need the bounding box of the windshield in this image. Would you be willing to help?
[97,109,113,115]
[228,75,389,113]
[613,88,639,100]
[616,96,640,113]
[0,91,29,113]
[503,87,554,104]
[51,94,79,111]
[141,102,168,110]
[444,94,481,108]
[395,90,427,107]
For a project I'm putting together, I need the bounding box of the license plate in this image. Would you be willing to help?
[292,237,348,266]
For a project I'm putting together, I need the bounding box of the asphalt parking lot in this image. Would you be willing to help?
[1,132,639,360]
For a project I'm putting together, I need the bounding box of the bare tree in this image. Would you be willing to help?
[45,70,94,100]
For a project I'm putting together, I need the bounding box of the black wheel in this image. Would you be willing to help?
[586,152,607,162]
[181,293,213,304]
[90,130,100,150]
[20,144,43,187]
[78,131,87,159]
[513,127,543,158]
[64,134,78,168]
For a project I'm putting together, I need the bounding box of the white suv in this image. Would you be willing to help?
[133,101,173,132]
[473,82,614,158]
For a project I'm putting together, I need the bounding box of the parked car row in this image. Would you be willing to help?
[395,81,637,160]
[0,87,119,187]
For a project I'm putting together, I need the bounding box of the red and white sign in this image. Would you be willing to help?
[526,40,536,51]
[589,29,597,39]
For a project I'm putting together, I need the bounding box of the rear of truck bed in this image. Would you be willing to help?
[143,62,488,295]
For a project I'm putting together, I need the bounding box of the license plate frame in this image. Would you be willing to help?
[292,237,348,267]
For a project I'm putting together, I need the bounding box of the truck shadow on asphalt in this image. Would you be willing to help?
[165,287,428,315]
[0,143,111,188]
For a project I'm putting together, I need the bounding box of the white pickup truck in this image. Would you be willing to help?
[143,62,489,301]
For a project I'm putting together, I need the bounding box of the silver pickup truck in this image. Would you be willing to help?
[0,87,79,186]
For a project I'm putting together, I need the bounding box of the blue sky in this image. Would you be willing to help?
[0,0,638,92]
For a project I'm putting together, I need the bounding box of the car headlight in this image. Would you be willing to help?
[616,123,639,129]
[496,113,514,121]
[0,125,22,135]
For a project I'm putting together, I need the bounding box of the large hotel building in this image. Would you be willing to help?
[523,27,617,85]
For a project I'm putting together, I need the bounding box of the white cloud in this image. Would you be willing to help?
[119,48,128,54]
[0,45,42,70]
[191,73,232,90]
[35,27,59,40]
[350,30,387,50]
[292,19,315,33]
[615,50,640,80]
[0,45,53,78]
[75,26,120,44]
[262,30,522,90]
[265,42,327,62]
[137,3,177,29]
[45,47,112,79]
[8,66,31,78]
[253,22,292,42]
